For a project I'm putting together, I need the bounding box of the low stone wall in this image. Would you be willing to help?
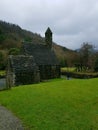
[61,71,98,79]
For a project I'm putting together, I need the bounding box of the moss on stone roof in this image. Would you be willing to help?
[21,42,59,65]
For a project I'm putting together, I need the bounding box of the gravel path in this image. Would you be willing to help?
[0,105,24,130]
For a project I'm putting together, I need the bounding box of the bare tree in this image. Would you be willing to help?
[79,42,94,71]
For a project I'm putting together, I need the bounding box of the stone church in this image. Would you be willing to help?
[6,28,60,87]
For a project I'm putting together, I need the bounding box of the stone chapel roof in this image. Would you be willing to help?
[9,55,38,73]
[21,42,59,65]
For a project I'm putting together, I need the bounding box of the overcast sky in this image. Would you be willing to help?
[0,0,98,49]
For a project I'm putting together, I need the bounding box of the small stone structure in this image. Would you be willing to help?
[6,28,60,87]
[6,55,40,87]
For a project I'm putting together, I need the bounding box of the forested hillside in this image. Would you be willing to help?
[0,20,46,48]
[0,20,77,69]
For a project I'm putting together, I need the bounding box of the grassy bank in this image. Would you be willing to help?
[0,78,98,129]
[0,70,6,78]
[61,67,98,78]
[61,67,76,72]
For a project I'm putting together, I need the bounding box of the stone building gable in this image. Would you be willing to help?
[9,55,37,73]
[6,55,40,87]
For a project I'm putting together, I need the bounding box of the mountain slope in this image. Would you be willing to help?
[0,20,46,49]
[0,20,76,68]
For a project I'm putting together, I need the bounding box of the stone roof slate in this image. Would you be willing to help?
[21,42,59,65]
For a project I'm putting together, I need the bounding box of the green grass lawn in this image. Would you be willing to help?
[0,78,98,130]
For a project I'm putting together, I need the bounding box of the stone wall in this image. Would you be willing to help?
[39,65,60,81]
[15,71,40,86]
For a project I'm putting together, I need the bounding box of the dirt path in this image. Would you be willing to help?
[0,105,24,130]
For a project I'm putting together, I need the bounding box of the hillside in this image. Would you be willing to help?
[0,20,46,49]
[0,20,77,69]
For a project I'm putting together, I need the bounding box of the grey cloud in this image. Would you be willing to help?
[0,0,98,49]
